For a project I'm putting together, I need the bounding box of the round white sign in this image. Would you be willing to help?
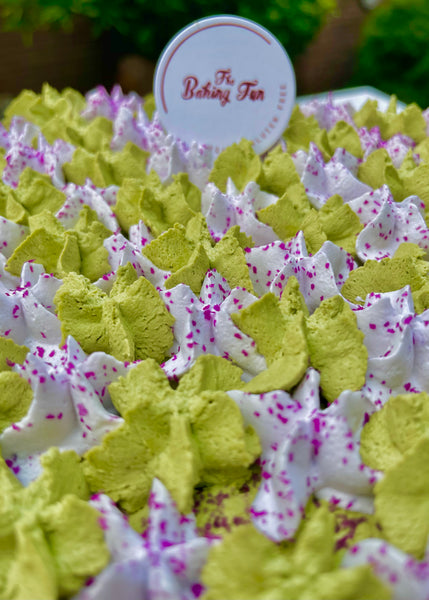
[154,15,296,154]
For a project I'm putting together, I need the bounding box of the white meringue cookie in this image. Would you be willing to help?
[228,368,379,542]
[0,341,126,485]
[0,217,28,259]
[0,263,62,358]
[56,183,119,232]
[82,84,143,122]
[103,232,170,290]
[160,276,266,380]
[128,219,154,247]
[161,283,220,380]
[74,479,216,600]
[2,118,74,189]
[247,233,356,313]
[301,143,371,209]
[342,538,429,600]
[298,95,355,130]
[202,180,278,246]
[355,192,429,261]
[349,185,395,227]
[354,287,429,405]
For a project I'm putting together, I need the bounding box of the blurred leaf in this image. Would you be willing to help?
[352,0,429,107]
[0,0,337,61]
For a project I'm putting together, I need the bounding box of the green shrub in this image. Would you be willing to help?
[352,0,429,108]
[0,0,337,61]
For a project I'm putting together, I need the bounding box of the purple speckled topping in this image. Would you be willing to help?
[2,86,429,600]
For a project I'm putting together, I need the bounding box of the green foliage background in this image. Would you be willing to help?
[352,0,429,108]
[0,0,337,61]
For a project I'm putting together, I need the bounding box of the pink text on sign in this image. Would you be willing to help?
[181,68,265,107]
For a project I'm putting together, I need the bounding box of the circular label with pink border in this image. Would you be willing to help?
[154,15,296,154]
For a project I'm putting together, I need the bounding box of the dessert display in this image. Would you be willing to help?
[1,82,429,599]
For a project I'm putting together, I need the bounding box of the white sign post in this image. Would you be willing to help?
[154,15,296,154]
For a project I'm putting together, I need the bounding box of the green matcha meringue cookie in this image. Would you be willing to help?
[342,243,429,305]
[84,358,260,515]
[0,447,108,600]
[54,263,175,362]
[201,502,390,600]
[0,371,33,433]
[114,172,200,235]
[6,206,111,281]
[306,295,367,402]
